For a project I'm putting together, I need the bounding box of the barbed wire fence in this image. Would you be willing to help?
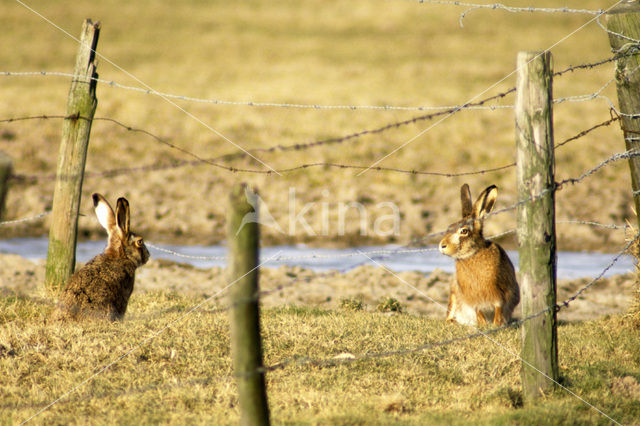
[3,2,640,425]
[0,50,633,185]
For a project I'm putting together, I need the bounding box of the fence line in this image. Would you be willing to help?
[86,224,640,333]
[558,149,640,186]
[4,113,622,183]
[0,215,628,265]
[0,51,627,117]
[256,231,638,377]
[0,54,617,113]
[5,154,635,425]
[0,70,512,111]
[412,1,606,30]
[0,211,50,227]
[2,86,519,178]
[252,230,639,376]
[1,71,513,113]
[12,230,633,420]
[1,53,629,184]
[146,219,628,265]
[555,115,620,148]
[597,14,640,49]
[2,149,635,252]
[411,1,604,16]
[490,150,640,219]
[5,9,637,425]
[553,75,616,105]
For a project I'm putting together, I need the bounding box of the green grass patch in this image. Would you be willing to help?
[1,291,639,424]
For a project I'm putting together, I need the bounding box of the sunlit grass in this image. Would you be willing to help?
[0,293,639,424]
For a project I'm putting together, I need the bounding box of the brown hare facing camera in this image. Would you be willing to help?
[53,193,149,321]
[439,184,519,327]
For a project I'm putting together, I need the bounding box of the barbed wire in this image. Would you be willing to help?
[0,52,625,115]
[0,71,512,113]
[558,149,639,187]
[2,86,518,180]
[557,219,629,230]
[2,52,631,184]
[249,230,635,425]
[555,114,620,148]
[3,55,628,183]
[145,243,226,261]
[5,111,622,184]
[0,211,50,227]
[412,0,603,16]
[12,229,631,423]
[596,14,640,50]
[145,243,440,263]
[553,75,617,106]
[145,219,628,265]
[258,229,638,373]
[8,4,632,424]
[121,224,639,338]
[3,150,636,266]
[409,1,606,29]
[400,149,640,246]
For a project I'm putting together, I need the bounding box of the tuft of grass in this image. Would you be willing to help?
[625,222,640,328]
[376,296,403,313]
[340,297,365,311]
[0,292,639,424]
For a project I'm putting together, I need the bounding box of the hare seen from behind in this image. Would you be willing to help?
[54,193,149,321]
[438,184,519,327]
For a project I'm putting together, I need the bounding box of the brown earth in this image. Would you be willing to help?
[1,253,635,323]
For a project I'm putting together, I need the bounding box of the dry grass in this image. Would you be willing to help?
[2,2,639,422]
[1,293,639,424]
[626,225,640,328]
[0,0,635,252]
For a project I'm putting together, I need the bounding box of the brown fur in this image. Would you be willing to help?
[52,194,149,322]
[439,184,520,326]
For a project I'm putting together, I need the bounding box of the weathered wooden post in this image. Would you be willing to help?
[45,20,100,293]
[0,152,12,220]
[515,51,559,402]
[228,183,270,426]
[607,1,640,229]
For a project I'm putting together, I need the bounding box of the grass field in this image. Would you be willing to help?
[0,0,635,251]
[1,294,639,425]
[2,1,640,424]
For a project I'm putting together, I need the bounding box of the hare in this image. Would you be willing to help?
[53,193,149,321]
[438,184,519,327]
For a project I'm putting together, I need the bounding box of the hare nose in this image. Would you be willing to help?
[439,242,447,253]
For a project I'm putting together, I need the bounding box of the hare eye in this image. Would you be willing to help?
[459,228,469,236]
[135,239,143,248]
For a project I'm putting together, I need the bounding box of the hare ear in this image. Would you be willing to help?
[93,193,116,233]
[473,185,498,219]
[115,197,130,237]
[460,184,472,217]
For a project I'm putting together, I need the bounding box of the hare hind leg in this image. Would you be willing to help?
[492,305,505,326]
[475,309,488,326]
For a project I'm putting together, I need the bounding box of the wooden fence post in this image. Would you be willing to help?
[45,20,100,293]
[606,2,640,229]
[228,183,270,426]
[515,51,559,402]
[0,152,12,220]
